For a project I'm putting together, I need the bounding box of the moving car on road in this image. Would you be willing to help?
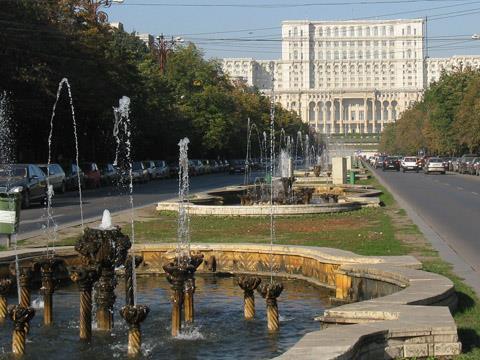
[0,164,47,208]
[382,157,400,171]
[374,156,386,168]
[229,159,246,174]
[457,154,479,174]
[400,157,419,173]
[38,163,66,193]
[424,157,445,175]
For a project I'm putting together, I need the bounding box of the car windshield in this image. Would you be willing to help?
[429,158,442,163]
[0,165,27,178]
[404,157,417,162]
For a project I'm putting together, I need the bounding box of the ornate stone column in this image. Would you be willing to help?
[339,98,344,134]
[322,105,327,134]
[257,281,284,332]
[363,98,368,134]
[0,278,12,323]
[355,104,360,133]
[372,98,377,133]
[70,266,99,341]
[163,261,194,337]
[9,305,35,356]
[183,254,204,324]
[237,276,261,320]
[74,226,131,332]
[120,305,149,357]
[331,100,336,134]
[37,258,63,326]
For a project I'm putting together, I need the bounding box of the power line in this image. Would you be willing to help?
[114,0,480,8]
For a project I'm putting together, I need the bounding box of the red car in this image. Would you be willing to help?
[80,162,101,188]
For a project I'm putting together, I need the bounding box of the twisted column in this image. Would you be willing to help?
[70,266,99,341]
[38,258,62,325]
[183,254,203,324]
[237,276,261,320]
[0,278,13,323]
[120,304,149,357]
[9,305,35,356]
[257,281,284,332]
[163,261,193,337]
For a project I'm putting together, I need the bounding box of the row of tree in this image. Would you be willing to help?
[0,0,308,163]
[379,67,480,155]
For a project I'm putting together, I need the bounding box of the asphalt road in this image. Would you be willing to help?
[5,172,247,241]
[372,167,480,292]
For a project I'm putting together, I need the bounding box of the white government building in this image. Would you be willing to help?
[222,19,480,134]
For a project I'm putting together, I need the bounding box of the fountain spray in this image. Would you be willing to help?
[45,79,84,256]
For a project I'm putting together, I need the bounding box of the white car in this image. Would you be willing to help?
[424,158,446,175]
[401,157,419,173]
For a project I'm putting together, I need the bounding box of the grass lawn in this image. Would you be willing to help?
[53,171,480,358]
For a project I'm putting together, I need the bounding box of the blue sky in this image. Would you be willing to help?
[106,0,480,60]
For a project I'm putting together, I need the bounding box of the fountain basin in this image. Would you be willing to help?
[0,244,460,359]
[156,184,382,216]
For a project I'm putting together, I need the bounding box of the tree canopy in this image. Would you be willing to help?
[0,0,307,163]
[380,67,480,155]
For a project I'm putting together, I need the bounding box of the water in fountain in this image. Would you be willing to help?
[278,149,292,178]
[294,131,303,171]
[262,131,268,177]
[0,91,21,301]
[177,137,191,266]
[45,78,84,255]
[304,134,310,170]
[112,96,138,304]
[244,118,252,186]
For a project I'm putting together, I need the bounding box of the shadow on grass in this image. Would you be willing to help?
[454,290,480,353]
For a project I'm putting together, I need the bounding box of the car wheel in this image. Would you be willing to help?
[425,171,429,175]
[402,169,405,173]
[416,169,419,173]
[60,182,66,194]
[21,191,30,209]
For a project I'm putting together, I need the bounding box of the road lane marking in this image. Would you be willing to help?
[457,186,464,191]
[472,191,479,196]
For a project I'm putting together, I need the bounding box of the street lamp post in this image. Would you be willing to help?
[152,34,184,74]
[84,0,124,23]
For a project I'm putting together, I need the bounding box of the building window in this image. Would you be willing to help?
[366,27,371,36]
[407,26,411,35]
[358,50,363,59]
[334,51,339,60]
[319,27,323,36]
[373,27,378,36]
[294,50,298,60]
[357,26,363,36]
[334,27,339,37]
[381,26,386,36]
[389,26,394,35]
[349,26,354,36]
[366,50,371,59]
[294,27,298,36]
[326,27,331,36]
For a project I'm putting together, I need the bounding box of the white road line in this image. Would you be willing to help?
[472,191,479,196]
[457,187,464,191]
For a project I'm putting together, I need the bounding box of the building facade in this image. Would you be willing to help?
[222,19,480,134]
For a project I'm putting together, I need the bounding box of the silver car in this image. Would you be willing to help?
[424,158,445,175]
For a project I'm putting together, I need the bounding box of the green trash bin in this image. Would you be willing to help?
[0,191,21,235]
[349,171,356,185]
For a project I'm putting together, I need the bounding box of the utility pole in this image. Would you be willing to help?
[153,34,184,74]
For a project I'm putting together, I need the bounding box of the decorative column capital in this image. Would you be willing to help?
[257,281,284,303]
[120,304,149,330]
[8,305,35,331]
[70,266,99,292]
[238,276,262,297]
[0,278,13,296]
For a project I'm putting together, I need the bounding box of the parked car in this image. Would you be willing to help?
[467,157,480,175]
[400,157,419,173]
[0,164,47,208]
[143,160,161,180]
[38,163,66,193]
[382,157,400,171]
[99,163,119,186]
[202,160,212,174]
[80,162,101,188]
[229,159,246,174]
[167,161,179,178]
[62,163,86,191]
[191,160,205,175]
[457,154,479,174]
[424,157,445,174]
[475,159,480,176]
[132,161,149,183]
[153,160,170,178]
